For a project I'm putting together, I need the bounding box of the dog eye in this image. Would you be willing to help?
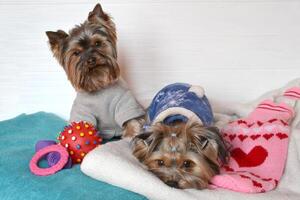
[156,159,164,166]
[182,160,192,168]
[73,51,81,56]
[95,41,102,47]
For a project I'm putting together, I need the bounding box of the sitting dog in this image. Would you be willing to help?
[132,83,228,189]
[46,3,145,139]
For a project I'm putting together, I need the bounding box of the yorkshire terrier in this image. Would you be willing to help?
[132,83,228,189]
[46,3,145,139]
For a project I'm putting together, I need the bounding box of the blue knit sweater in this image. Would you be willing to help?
[148,83,213,126]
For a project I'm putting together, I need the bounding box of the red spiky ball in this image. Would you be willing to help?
[57,121,102,164]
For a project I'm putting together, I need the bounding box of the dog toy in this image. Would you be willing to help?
[30,144,69,176]
[29,121,102,176]
[58,121,102,163]
[35,140,73,169]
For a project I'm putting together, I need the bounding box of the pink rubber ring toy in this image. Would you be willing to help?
[29,144,69,176]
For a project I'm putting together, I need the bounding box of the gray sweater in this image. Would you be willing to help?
[69,80,145,139]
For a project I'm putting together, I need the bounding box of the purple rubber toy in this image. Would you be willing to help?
[35,140,72,169]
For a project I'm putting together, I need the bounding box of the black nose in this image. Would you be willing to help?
[87,57,96,65]
[166,180,179,188]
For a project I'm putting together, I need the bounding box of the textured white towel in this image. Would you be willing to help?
[81,79,300,200]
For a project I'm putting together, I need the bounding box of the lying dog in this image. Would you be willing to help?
[132,83,228,189]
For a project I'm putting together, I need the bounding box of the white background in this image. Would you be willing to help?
[1,0,300,121]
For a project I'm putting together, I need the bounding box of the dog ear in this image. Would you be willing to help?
[131,131,153,162]
[45,30,68,55]
[131,123,165,162]
[88,3,110,22]
[205,126,229,165]
[186,122,228,167]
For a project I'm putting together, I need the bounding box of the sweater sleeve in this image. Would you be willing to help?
[69,95,97,126]
[114,90,145,127]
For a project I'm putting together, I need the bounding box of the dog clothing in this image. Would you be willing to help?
[210,87,300,193]
[69,80,145,139]
[147,83,214,126]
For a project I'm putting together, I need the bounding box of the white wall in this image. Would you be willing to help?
[1,0,300,121]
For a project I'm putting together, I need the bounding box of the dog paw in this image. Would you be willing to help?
[122,118,145,138]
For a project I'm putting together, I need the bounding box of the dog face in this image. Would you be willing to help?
[46,4,120,92]
[132,121,228,189]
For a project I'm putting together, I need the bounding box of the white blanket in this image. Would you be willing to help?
[81,79,300,200]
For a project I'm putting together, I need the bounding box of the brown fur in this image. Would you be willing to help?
[46,3,144,137]
[46,3,119,92]
[123,117,146,138]
[132,121,229,189]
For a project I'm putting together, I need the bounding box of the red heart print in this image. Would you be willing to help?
[276,132,288,140]
[237,120,247,125]
[223,133,228,137]
[240,174,251,179]
[263,133,274,140]
[231,146,268,167]
[252,180,263,188]
[250,134,261,140]
[262,178,272,182]
[280,120,288,126]
[223,165,234,172]
[257,121,263,126]
[229,134,236,141]
[247,123,255,128]
[238,134,248,142]
[268,118,277,123]
[250,172,261,178]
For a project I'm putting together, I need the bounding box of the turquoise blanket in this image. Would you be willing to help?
[0,112,147,200]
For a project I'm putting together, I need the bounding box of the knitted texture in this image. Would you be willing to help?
[147,83,214,126]
[211,87,300,193]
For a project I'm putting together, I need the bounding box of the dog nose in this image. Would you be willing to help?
[87,57,96,66]
[166,180,179,188]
